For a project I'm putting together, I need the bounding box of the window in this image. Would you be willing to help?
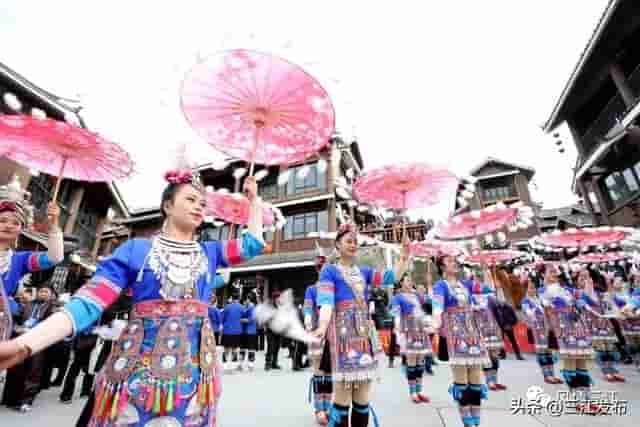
[283,210,329,240]
[603,168,640,207]
[284,162,326,196]
[258,175,278,200]
[482,185,514,202]
[201,224,231,241]
[73,197,99,250]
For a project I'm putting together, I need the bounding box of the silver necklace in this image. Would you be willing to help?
[445,279,469,306]
[148,236,208,300]
[0,249,12,276]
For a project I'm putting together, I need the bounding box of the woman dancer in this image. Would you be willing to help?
[539,263,598,413]
[610,273,640,369]
[470,268,506,392]
[312,223,409,427]
[304,251,333,425]
[1,176,63,344]
[0,169,265,427]
[574,269,624,382]
[415,283,436,374]
[521,275,562,384]
[433,256,490,427]
[391,273,431,403]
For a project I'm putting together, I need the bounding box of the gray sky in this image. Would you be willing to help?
[0,1,608,220]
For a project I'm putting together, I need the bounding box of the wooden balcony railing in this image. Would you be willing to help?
[360,224,428,244]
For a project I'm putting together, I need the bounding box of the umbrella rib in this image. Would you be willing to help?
[188,75,250,105]
[213,80,254,106]
[262,54,275,110]
[265,67,302,108]
[269,79,314,110]
[187,104,246,114]
[224,68,260,105]
[186,93,245,108]
[250,64,263,107]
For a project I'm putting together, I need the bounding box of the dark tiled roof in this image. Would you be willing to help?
[558,213,595,227]
[469,157,535,180]
[543,0,622,132]
[539,203,592,219]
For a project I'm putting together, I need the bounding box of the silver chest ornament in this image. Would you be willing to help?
[147,237,209,300]
[0,250,12,276]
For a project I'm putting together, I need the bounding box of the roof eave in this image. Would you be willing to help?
[0,62,79,119]
[543,0,622,133]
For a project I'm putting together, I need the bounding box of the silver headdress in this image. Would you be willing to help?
[0,176,34,228]
[163,142,203,191]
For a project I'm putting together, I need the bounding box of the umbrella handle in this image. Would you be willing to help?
[51,157,67,204]
[249,126,261,177]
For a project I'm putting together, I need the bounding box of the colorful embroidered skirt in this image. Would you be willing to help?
[523,312,549,352]
[324,301,378,386]
[442,307,490,367]
[90,300,221,427]
[398,315,432,356]
[583,311,617,345]
[545,306,594,360]
[621,318,640,338]
[473,307,503,351]
[0,286,12,342]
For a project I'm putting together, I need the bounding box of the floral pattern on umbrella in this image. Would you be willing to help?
[410,239,462,258]
[464,249,528,266]
[353,163,459,210]
[205,188,284,229]
[181,49,335,170]
[434,204,534,241]
[530,227,633,250]
[0,115,133,183]
[571,251,630,265]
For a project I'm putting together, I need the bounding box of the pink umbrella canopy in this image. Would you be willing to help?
[0,115,133,201]
[181,49,335,173]
[530,227,633,250]
[464,249,528,266]
[571,251,630,265]
[434,204,534,241]
[410,239,462,258]
[353,163,459,210]
[205,188,284,228]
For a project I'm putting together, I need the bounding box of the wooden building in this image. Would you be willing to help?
[544,1,640,227]
[99,137,384,301]
[0,62,123,289]
[455,157,541,246]
[537,202,599,233]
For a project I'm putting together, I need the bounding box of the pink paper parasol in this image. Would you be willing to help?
[410,239,462,258]
[205,188,284,228]
[181,49,335,175]
[530,227,633,250]
[434,204,534,241]
[464,249,527,266]
[571,251,630,265]
[353,163,459,210]
[0,115,133,202]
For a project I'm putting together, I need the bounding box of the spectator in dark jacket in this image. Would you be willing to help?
[489,297,524,360]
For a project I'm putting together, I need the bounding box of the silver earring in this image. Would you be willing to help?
[161,220,168,235]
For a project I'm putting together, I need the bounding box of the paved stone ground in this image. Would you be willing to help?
[1,355,638,426]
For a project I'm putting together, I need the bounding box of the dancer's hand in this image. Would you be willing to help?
[47,202,60,229]
[401,232,410,258]
[244,176,258,202]
[311,327,326,340]
[621,304,636,317]
[0,339,32,370]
